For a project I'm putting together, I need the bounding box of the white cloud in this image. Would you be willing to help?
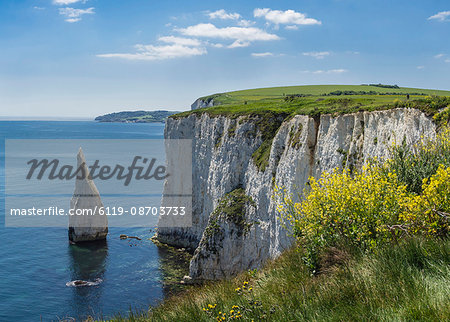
[97,44,206,61]
[97,19,277,61]
[303,51,330,59]
[228,40,250,48]
[237,20,255,27]
[53,0,86,5]
[207,9,241,20]
[302,69,347,74]
[177,23,280,42]
[251,52,274,57]
[428,11,450,22]
[158,36,201,47]
[210,43,224,48]
[446,59,450,63]
[58,7,94,22]
[434,53,445,59]
[417,65,425,69]
[285,25,299,30]
[33,6,45,10]
[314,69,347,74]
[254,8,321,26]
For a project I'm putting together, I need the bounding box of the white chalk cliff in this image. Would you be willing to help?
[69,148,108,243]
[157,108,436,279]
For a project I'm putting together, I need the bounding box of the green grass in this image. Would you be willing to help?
[176,86,450,121]
[177,95,424,123]
[197,84,450,106]
[110,238,450,322]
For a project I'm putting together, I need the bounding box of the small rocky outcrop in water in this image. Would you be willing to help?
[68,148,108,243]
[66,278,102,287]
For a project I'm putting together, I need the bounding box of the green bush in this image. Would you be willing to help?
[383,126,450,194]
[392,95,450,116]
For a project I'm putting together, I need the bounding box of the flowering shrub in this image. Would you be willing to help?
[384,126,450,194]
[276,161,450,270]
[276,165,410,268]
[402,165,450,237]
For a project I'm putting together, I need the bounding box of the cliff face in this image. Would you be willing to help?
[156,108,436,280]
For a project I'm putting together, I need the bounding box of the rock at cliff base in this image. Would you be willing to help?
[180,275,193,284]
[69,148,108,243]
[66,278,102,287]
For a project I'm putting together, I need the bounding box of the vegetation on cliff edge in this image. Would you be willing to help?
[193,84,450,108]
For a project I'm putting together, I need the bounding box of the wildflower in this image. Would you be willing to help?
[275,164,410,254]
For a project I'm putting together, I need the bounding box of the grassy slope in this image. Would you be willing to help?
[175,85,450,120]
[207,85,450,105]
[113,238,449,321]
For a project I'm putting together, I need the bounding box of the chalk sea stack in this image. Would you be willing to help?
[68,148,108,243]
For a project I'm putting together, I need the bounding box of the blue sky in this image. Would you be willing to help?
[0,0,449,118]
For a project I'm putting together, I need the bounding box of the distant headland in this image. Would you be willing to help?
[94,110,180,123]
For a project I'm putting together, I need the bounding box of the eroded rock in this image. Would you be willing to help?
[68,148,108,243]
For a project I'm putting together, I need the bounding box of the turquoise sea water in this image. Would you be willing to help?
[0,121,169,321]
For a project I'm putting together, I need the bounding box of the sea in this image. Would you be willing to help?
[0,121,181,321]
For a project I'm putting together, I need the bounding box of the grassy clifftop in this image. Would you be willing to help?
[174,84,450,120]
[202,84,450,106]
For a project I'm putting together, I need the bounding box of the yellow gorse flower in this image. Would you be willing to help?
[275,154,449,251]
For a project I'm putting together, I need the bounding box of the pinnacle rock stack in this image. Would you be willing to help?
[68,148,108,243]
